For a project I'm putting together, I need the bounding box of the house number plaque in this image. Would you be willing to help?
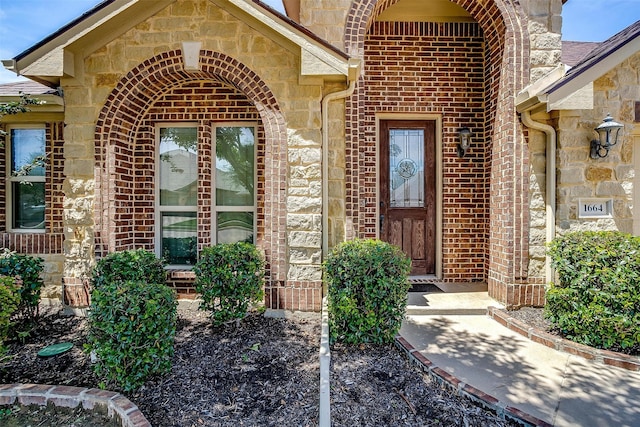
[578,199,613,219]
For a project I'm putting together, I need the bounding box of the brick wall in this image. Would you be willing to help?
[363,21,488,281]
[133,81,265,295]
[342,0,537,307]
[101,80,264,255]
[87,47,322,311]
[0,122,65,298]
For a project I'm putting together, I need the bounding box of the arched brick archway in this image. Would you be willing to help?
[95,50,287,284]
[342,0,533,307]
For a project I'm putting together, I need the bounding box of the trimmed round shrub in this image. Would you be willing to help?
[546,231,640,353]
[0,276,21,353]
[193,242,265,326]
[92,249,166,288]
[0,249,43,322]
[324,239,411,344]
[87,280,177,392]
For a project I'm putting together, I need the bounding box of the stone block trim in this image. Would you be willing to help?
[487,307,640,372]
[0,383,151,427]
[395,337,552,427]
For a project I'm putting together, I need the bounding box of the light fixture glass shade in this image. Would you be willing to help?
[457,127,472,157]
[590,114,624,159]
[595,114,623,148]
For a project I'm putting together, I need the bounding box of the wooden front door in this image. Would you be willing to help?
[380,120,436,275]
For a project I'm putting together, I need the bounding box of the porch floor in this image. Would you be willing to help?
[406,282,502,315]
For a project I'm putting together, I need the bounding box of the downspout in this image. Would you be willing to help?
[321,67,358,261]
[521,110,556,283]
[319,68,358,427]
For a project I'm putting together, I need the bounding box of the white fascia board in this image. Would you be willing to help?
[226,0,350,77]
[515,64,566,112]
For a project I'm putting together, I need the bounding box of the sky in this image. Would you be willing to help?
[0,0,638,84]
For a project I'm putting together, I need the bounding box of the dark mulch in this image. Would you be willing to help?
[505,306,553,332]
[0,403,119,427]
[0,305,519,426]
[1,308,320,426]
[331,343,516,427]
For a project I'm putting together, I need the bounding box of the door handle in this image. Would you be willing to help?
[380,214,384,230]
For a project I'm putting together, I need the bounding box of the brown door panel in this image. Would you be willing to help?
[380,120,436,275]
[387,210,433,275]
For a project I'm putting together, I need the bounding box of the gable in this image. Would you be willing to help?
[3,0,354,87]
[517,19,640,113]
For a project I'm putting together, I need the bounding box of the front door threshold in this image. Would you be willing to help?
[408,275,439,284]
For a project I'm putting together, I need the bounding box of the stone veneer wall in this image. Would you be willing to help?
[299,0,352,48]
[61,0,331,311]
[522,0,563,288]
[555,52,640,235]
[326,84,348,249]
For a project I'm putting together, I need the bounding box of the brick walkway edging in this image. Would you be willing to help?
[394,336,552,427]
[487,307,640,372]
[0,383,151,427]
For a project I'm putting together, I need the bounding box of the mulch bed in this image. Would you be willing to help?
[331,343,516,426]
[1,306,518,426]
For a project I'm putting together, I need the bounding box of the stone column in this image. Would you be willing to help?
[61,83,97,310]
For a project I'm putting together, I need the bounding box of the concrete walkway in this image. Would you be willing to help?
[399,286,640,427]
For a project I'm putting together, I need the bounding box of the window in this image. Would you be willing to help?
[214,124,256,244]
[156,123,256,267]
[6,127,46,231]
[157,125,198,266]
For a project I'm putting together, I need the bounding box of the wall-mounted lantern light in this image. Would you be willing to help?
[457,127,472,158]
[590,114,624,159]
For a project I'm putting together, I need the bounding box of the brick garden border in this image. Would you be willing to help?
[0,383,150,427]
[487,307,640,372]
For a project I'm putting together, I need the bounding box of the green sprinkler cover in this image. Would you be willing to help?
[38,342,73,357]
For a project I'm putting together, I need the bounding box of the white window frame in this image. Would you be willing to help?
[212,122,258,245]
[155,122,199,268]
[5,124,46,233]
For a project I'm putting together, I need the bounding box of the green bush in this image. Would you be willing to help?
[193,242,265,326]
[324,239,411,344]
[0,249,43,322]
[92,249,166,288]
[546,231,640,353]
[0,276,21,354]
[87,280,177,392]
